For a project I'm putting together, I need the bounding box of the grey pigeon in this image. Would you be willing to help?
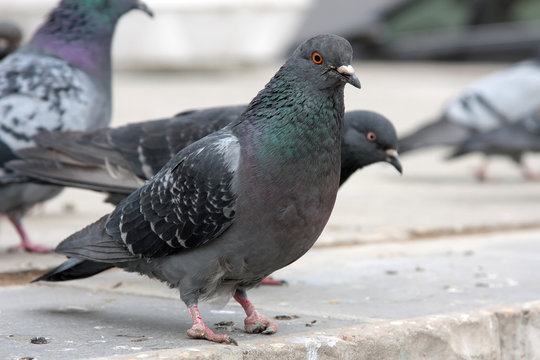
[10,107,402,204]
[0,20,22,60]
[399,59,540,180]
[33,34,361,345]
[0,0,153,252]
[449,108,540,179]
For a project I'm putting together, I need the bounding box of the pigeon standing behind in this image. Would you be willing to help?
[0,0,153,252]
[0,21,22,60]
[10,107,402,203]
[33,34,361,345]
[399,59,540,180]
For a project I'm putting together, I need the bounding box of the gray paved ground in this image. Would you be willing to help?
[3,230,540,359]
[1,62,540,359]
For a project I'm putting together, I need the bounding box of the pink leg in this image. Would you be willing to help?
[475,157,489,182]
[260,276,287,286]
[186,305,237,345]
[233,289,278,334]
[7,215,51,253]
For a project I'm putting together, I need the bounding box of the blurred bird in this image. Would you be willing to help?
[399,59,540,180]
[33,34,361,344]
[0,0,153,252]
[449,108,540,179]
[0,20,22,60]
[10,107,402,204]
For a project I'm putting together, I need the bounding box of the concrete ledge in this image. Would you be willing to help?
[89,302,540,360]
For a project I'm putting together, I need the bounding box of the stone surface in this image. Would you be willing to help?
[2,230,540,359]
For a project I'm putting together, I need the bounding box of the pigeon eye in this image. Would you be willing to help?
[312,52,323,64]
[366,132,377,142]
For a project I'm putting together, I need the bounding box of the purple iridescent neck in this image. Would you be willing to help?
[29,32,112,78]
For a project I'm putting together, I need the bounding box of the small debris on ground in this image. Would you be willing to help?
[305,320,317,327]
[274,314,299,320]
[116,334,148,342]
[214,321,235,331]
[30,336,48,344]
[386,270,398,275]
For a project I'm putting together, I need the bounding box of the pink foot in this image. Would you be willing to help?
[9,242,51,253]
[234,290,278,335]
[7,215,51,253]
[244,310,278,334]
[186,305,237,345]
[521,165,539,181]
[186,323,237,345]
[475,168,488,182]
[475,158,489,182]
[261,276,287,286]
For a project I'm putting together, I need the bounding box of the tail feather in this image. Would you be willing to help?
[55,215,136,262]
[399,117,471,154]
[8,158,142,194]
[32,258,114,282]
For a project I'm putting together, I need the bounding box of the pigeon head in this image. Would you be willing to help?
[57,0,153,22]
[340,111,402,184]
[28,0,152,74]
[288,34,361,90]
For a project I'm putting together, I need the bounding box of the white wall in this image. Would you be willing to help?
[0,0,311,70]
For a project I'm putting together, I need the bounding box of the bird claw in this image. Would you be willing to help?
[262,327,277,335]
[244,311,278,334]
[187,323,237,345]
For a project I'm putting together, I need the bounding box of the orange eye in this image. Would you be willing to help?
[312,52,323,64]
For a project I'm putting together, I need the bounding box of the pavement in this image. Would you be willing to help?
[1,61,540,359]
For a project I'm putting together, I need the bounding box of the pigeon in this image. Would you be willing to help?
[399,59,540,180]
[33,34,362,345]
[0,20,22,60]
[449,108,540,179]
[9,107,402,204]
[0,0,153,252]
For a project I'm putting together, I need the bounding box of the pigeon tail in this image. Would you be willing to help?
[55,215,136,262]
[32,258,113,282]
[399,116,470,154]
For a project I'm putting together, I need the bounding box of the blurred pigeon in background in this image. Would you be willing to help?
[450,108,540,179]
[33,34,361,344]
[399,59,540,180]
[0,20,22,60]
[10,107,402,204]
[0,0,153,252]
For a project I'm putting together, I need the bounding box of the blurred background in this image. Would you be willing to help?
[0,0,540,250]
[3,0,540,69]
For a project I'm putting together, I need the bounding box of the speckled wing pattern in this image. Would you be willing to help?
[104,130,240,259]
[0,52,104,153]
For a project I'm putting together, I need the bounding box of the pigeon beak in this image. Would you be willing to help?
[135,0,154,17]
[337,65,361,89]
[385,149,403,174]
